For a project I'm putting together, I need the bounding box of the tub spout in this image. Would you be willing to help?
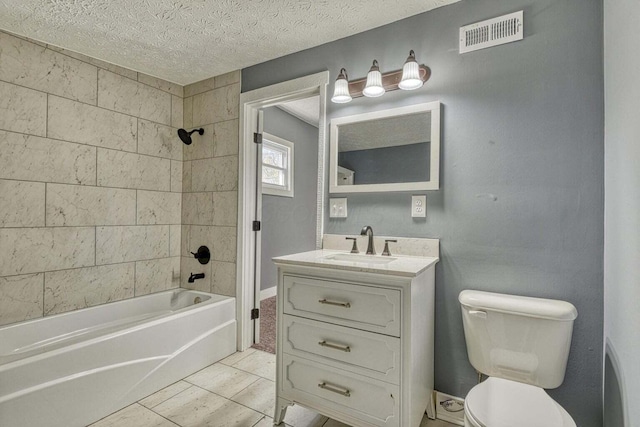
[188,272,205,283]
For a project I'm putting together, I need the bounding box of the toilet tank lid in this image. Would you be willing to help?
[459,290,577,321]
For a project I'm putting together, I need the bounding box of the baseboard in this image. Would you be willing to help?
[435,391,465,425]
[260,286,277,301]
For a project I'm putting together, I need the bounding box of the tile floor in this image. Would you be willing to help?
[90,349,456,427]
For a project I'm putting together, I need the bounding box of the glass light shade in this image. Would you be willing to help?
[399,50,423,90]
[331,79,351,104]
[362,60,385,97]
[331,74,352,103]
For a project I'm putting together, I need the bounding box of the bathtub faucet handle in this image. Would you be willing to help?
[190,246,210,265]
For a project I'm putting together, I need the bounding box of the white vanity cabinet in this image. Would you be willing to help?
[273,251,438,427]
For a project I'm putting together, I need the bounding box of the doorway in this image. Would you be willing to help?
[237,72,329,351]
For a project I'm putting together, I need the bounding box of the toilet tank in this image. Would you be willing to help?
[459,290,577,389]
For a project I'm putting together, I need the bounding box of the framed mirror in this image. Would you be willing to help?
[329,101,440,193]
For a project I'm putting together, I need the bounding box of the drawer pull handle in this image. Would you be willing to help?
[318,382,351,397]
[318,299,351,308]
[318,340,351,352]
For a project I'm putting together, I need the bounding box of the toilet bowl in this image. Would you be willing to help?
[459,290,578,427]
[463,377,576,427]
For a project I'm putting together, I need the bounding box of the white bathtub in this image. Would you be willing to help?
[0,289,236,427]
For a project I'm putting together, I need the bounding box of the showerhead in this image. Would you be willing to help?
[177,128,204,145]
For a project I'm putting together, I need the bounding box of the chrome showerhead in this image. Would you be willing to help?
[177,128,204,145]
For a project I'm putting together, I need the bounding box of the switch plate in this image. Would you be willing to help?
[330,198,348,218]
[412,195,426,218]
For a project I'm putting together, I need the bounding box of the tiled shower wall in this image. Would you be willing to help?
[181,72,240,297]
[0,31,185,326]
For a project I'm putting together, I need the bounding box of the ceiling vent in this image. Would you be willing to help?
[459,11,523,54]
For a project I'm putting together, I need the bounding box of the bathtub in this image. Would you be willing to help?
[0,289,236,427]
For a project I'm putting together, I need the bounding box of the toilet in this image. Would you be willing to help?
[459,290,578,427]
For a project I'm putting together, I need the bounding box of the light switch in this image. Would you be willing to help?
[412,195,426,218]
[330,198,348,218]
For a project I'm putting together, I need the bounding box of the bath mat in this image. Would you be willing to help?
[251,295,276,354]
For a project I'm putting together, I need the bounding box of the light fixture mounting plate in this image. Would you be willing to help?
[348,64,430,98]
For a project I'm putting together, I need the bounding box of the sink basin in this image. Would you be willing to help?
[323,253,397,264]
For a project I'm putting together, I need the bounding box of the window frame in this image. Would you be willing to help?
[261,132,294,197]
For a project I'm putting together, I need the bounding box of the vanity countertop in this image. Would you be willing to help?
[273,249,438,277]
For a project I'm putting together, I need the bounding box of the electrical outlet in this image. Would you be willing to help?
[411,195,426,218]
[330,198,348,218]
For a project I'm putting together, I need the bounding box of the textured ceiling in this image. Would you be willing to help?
[338,112,431,152]
[278,96,320,128]
[0,0,460,85]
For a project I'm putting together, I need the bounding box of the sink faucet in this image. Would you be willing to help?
[360,226,375,255]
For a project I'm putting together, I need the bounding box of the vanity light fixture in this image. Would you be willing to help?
[331,50,431,103]
[362,60,385,98]
[331,68,352,103]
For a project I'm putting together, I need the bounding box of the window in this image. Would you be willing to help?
[262,132,294,197]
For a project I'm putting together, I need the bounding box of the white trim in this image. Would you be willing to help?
[329,101,441,194]
[237,71,329,351]
[260,286,277,301]
[262,132,294,198]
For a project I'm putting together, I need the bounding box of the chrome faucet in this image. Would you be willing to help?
[360,226,375,255]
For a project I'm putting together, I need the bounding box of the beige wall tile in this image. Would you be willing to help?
[98,70,171,125]
[170,225,181,257]
[191,156,238,192]
[0,131,96,185]
[184,77,215,98]
[137,190,182,225]
[0,227,95,276]
[183,124,213,161]
[0,180,45,227]
[138,73,183,98]
[138,119,183,161]
[180,256,211,292]
[213,119,239,157]
[171,95,183,128]
[211,261,236,296]
[182,192,214,225]
[192,90,215,127]
[97,149,170,191]
[0,32,97,104]
[182,160,192,192]
[212,226,237,263]
[135,257,180,296]
[183,96,193,129]
[44,263,134,315]
[181,225,213,261]
[96,225,169,265]
[213,83,240,122]
[45,44,138,80]
[171,160,182,193]
[212,191,238,227]
[47,96,137,152]
[0,81,47,136]
[215,70,241,88]
[46,183,136,226]
[0,273,43,326]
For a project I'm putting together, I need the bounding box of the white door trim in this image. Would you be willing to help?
[236,71,329,351]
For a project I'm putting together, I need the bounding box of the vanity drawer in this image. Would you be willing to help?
[282,354,399,427]
[282,315,400,384]
[282,275,401,337]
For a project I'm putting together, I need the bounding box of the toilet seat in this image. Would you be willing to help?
[465,377,576,427]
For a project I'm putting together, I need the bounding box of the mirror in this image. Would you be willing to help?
[329,101,440,193]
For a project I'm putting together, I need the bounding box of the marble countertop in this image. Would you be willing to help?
[273,249,438,277]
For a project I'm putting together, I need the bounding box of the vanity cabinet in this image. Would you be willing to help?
[273,251,437,427]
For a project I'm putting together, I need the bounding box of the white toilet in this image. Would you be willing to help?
[459,290,578,427]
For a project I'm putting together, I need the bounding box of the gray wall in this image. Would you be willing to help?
[604,0,640,425]
[338,142,430,185]
[261,107,318,291]
[243,1,604,425]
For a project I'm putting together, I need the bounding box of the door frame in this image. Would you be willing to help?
[236,71,329,350]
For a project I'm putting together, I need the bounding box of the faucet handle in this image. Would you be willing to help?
[382,239,397,256]
[345,237,359,254]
